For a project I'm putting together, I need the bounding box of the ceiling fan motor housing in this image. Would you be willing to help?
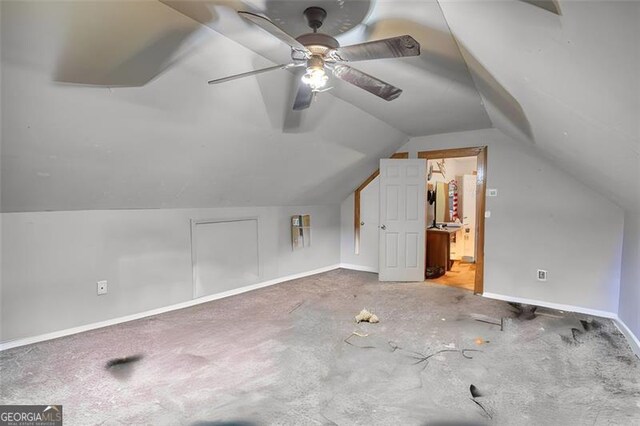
[296,33,339,53]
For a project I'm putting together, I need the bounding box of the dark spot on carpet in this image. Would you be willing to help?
[106,354,143,369]
[580,319,602,331]
[561,335,579,346]
[105,354,143,380]
[469,384,482,398]
[508,303,538,320]
[598,331,621,349]
[616,355,636,366]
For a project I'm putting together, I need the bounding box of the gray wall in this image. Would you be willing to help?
[341,128,624,314]
[1,204,340,342]
[619,212,640,338]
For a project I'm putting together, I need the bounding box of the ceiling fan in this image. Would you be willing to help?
[207,7,421,110]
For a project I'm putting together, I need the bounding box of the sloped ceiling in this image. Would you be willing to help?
[438,0,640,212]
[1,0,638,213]
[1,0,411,212]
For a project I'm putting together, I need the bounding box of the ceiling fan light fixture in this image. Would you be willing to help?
[301,67,328,91]
[208,9,421,110]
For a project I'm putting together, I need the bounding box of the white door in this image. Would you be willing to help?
[379,159,426,281]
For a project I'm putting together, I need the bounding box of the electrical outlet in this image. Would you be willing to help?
[488,188,498,197]
[537,270,548,282]
[97,280,108,295]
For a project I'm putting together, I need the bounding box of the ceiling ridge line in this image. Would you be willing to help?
[435,0,494,131]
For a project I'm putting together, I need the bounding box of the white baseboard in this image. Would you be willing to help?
[5,267,638,359]
[482,292,618,319]
[339,263,378,273]
[613,316,640,357]
[0,263,341,352]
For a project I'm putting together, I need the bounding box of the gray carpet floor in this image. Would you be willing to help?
[1,269,639,425]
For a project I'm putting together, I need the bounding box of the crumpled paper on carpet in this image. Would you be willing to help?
[355,308,379,323]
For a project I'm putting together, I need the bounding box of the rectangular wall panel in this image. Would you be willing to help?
[193,219,259,298]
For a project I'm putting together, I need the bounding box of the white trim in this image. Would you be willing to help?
[482,292,618,319]
[0,263,341,352]
[5,268,638,359]
[339,263,378,273]
[613,316,640,357]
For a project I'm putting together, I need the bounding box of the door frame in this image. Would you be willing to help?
[417,146,487,294]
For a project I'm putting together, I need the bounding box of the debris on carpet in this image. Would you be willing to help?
[469,383,492,418]
[470,313,504,331]
[288,301,304,314]
[355,308,379,323]
[344,331,375,349]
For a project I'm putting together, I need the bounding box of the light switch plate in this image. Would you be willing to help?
[488,188,498,197]
[485,211,491,218]
[537,270,548,282]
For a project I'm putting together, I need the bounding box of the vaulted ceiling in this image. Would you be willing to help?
[1,0,638,213]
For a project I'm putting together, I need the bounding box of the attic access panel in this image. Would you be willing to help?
[192,218,260,298]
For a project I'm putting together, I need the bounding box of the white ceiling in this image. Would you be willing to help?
[1,0,638,213]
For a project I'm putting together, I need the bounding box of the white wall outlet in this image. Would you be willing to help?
[485,211,491,218]
[97,280,108,295]
[488,188,498,197]
[537,269,548,282]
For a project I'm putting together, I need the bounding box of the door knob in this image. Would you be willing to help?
[381,224,386,230]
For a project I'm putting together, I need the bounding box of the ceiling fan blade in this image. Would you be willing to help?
[332,64,402,101]
[293,79,313,111]
[238,11,309,54]
[208,63,300,85]
[329,35,420,62]
[519,0,561,15]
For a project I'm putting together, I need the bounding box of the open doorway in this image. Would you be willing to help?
[418,147,487,294]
